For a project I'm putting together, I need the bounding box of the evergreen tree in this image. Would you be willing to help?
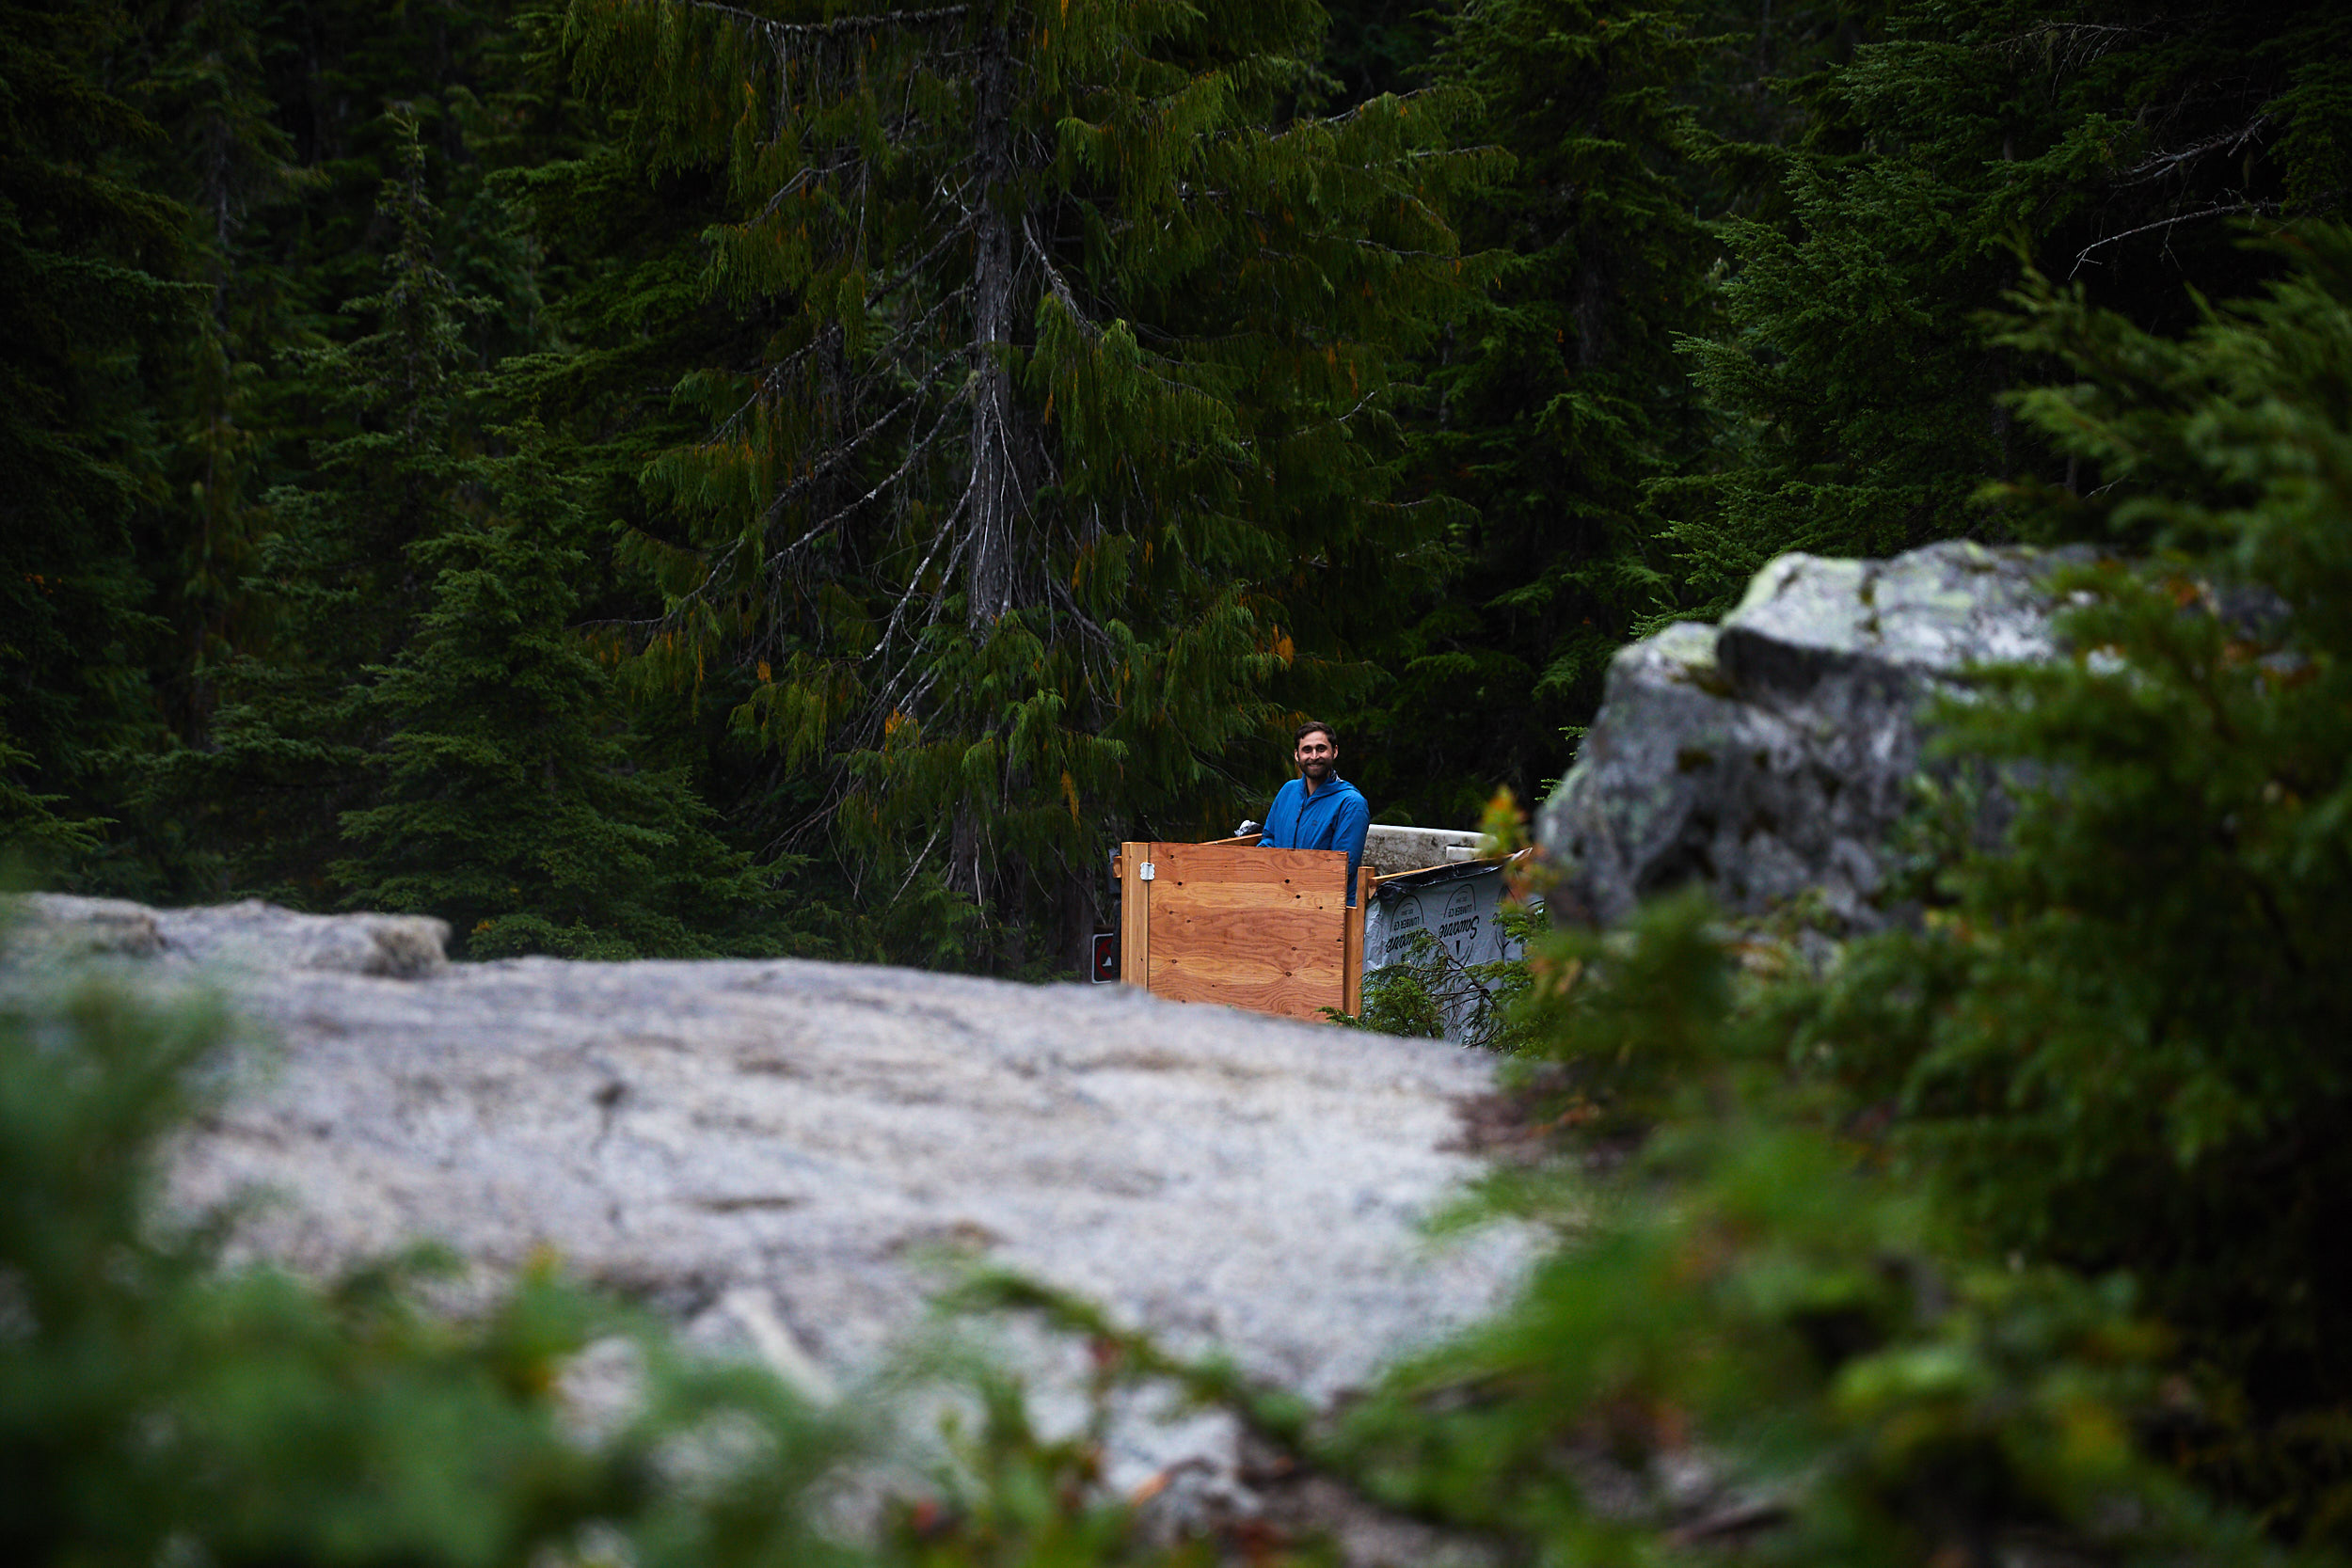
[234,0,541,329]
[154,111,483,898]
[1359,0,1722,826]
[1667,0,2352,614]
[1319,0,1438,103]
[134,0,313,746]
[480,26,857,938]
[560,0,1488,970]
[0,1,192,861]
[338,430,791,959]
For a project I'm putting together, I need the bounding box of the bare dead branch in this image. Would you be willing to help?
[771,378,976,555]
[2069,196,2280,276]
[2115,117,2268,187]
[866,471,977,662]
[1989,20,2153,75]
[1022,212,1105,337]
[755,327,970,526]
[674,0,969,43]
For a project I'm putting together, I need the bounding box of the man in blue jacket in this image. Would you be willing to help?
[1257,721,1371,898]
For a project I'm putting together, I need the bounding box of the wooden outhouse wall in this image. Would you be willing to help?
[1116,841,1371,1021]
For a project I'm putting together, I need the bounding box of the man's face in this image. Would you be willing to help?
[1294,729,1337,784]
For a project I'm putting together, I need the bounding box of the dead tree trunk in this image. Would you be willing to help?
[953,23,1032,921]
[967,22,1020,635]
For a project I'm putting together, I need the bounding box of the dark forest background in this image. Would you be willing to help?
[6,0,2347,974]
[11,6,2352,1561]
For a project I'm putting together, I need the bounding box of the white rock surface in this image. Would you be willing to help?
[1537,541,2083,931]
[1362,824,1482,878]
[20,893,450,974]
[12,894,1526,1513]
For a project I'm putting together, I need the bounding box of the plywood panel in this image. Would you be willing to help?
[1119,840,1372,1022]
[1146,841,1349,1020]
[1119,840,1150,990]
[1149,904,1344,976]
[1154,972,1343,1020]
[1149,842,1349,895]
[1150,913,1347,1020]
[1150,879,1351,917]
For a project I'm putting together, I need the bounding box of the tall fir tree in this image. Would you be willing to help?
[154,111,483,899]
[0,0,193,862]
[134,0,313,748]
[560,0,1489,970]
[1319,0,1438,103]
[481,16,851,935]
[338,429,790,958]
[1357,0,1723,826]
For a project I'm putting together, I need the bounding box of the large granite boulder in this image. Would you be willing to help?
[10,894,1526,1547]
[1537,541,2080,932]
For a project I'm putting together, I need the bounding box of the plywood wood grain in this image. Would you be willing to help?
[1119,840,1150,990]
[1150,842,1349,894]
[1145,842,1350,1020]
[1150,924,1346,1019]
[1121,841,1369,1022]
[1148,879,1350,916]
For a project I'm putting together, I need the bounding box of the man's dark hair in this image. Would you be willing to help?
[1295,720,1338,748]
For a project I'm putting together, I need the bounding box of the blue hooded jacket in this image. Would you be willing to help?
[1260,774,1370,896]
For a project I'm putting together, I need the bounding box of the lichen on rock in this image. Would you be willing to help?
[1538,541,2084,932]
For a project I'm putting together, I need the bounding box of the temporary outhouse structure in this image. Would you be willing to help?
[1113,825,1530,1031]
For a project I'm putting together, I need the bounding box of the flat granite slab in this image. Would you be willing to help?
[12,895,1530,1514]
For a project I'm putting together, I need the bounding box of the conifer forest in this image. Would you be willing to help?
[8,0,2352,1562]
[0,0,2339,969]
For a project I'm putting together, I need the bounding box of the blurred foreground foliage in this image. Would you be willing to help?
[1330,227,2352,1562]
[1336,897,2282,1568]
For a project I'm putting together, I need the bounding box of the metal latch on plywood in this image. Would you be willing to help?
[1138,862,1155,881]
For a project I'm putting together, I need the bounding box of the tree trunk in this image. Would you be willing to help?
[967,22,1019,635]
[954,23,1030,921]
[1573,249,1609,372]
